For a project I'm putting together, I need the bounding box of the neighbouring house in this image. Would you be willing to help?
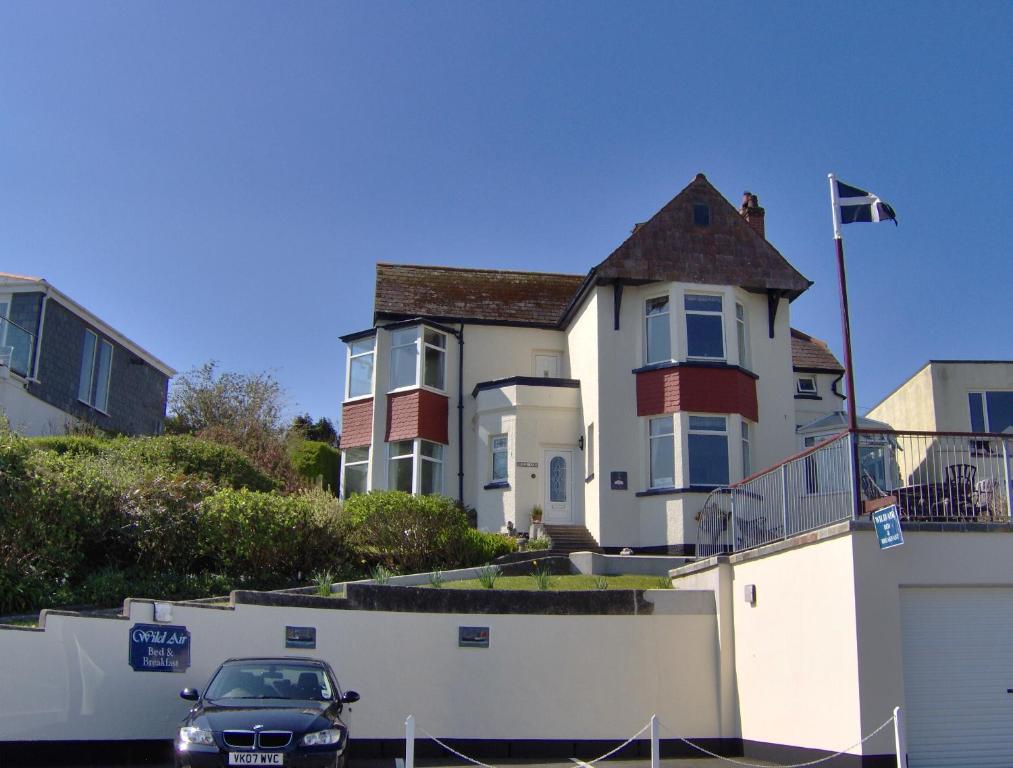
[0,272,175,436]
[339,173,841,554]
[790,327,846,434]
[867,360,1013,434]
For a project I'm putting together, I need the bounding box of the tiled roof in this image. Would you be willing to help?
[791,328,843,372]
[594,174,811,299]
[374,263,585,327]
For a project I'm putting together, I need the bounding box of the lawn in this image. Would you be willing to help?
[436,574,671,591]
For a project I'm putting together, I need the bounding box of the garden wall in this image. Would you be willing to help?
[0,589,722,750]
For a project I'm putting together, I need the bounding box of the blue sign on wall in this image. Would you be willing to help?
[129,623,191,672]
[872,504,904,550]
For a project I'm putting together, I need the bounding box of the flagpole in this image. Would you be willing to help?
[829,173,863,517]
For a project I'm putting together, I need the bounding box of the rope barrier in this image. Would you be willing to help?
[416,720,651,768]
[658,713,897,768]
[408,711,899,768]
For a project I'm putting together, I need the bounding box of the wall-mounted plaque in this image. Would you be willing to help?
[286,626,317,649]
[459,626,490,648]
[129,623,191,672]
[610,471,628,490]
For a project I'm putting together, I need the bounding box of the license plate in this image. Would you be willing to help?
[228,754,284,766]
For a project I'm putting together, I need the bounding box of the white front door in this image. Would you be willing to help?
[544,450,572,523]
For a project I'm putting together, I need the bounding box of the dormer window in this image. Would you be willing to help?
[796,376,818,396]
[389,325,448,392]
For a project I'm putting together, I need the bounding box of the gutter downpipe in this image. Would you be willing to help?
[457,323,465,505]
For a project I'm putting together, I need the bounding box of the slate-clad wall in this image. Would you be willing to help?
[29,299,168,435]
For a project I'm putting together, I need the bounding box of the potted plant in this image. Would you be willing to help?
[531,505,543,523]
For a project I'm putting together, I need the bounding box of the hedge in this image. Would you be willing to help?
[289,440,341,495]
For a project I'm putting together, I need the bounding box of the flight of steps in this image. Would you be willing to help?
[541,524,603,554]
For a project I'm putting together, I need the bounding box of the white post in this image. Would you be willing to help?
[893,706,907,768]
[650,714,660,768]
[405,714,415,768]
[1001,438,1011,521]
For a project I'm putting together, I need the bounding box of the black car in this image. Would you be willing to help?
[175,657,360,768]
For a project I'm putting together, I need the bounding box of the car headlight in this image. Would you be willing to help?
[178,726,215,746]
[301,728,345,747]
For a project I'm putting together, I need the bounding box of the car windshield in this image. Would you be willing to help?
[205,662,334,701]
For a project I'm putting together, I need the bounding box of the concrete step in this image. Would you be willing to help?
[541,524,602,554]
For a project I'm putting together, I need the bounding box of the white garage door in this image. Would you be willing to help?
[900,587,1013,767]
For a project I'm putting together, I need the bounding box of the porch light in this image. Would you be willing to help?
[578,435,584,451]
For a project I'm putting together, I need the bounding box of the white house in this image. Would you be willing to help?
[339,174,826,553]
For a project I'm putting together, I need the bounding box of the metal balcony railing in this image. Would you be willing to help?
[0,315,34,379]
[697,429,1013,556]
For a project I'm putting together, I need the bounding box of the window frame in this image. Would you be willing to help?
[78,329,113,414]
[687,414,729,488]
[386,438,445,495]
[735,302,750,369]
[490,434,509,483]
[644,294,672,365]
[648,415,676,489]
[968,390,1013,433]
[741,421,751,479]
[684,293,726,361]
[796,375,818,396]
[345,336,375,401]
[341,446,370,499]
[387,325,448,394]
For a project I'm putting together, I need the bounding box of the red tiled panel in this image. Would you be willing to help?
[386,389,449,444]
[341,398,374,448]
[636,366,758,422]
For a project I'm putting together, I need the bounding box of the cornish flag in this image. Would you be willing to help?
[836,180,898,225]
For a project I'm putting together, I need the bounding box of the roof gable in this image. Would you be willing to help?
[791,328,844,372]
[594,174,811,299]
[374,263,585,327]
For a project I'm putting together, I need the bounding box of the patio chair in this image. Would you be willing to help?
[932,464,980,519]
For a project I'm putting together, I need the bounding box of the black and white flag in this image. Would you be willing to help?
[836,180,897,225]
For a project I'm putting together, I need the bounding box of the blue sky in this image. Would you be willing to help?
[1,1,1010,425]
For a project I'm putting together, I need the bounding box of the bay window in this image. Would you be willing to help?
[346,337,375,398]
[389,325,448,392]
[649,415,675,488]
[390,328,419,390]
[645,296,671,364]
[342,447,369,498]
[688,415,729,487]
[423,328,446,389]
[685,294,724,360]
[387,439,445,495]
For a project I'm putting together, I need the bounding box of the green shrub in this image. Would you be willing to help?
[526,535,552,551]
[28,435,107,456]
[344,491,470,573]
[197,487,347,586]
[110,435,279,491]
[454,528,517,566]
[289,440,341,495]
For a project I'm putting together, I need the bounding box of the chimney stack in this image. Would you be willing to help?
[740,191,765,239]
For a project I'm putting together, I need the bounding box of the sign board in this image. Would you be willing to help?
[458,626,490,648]
[517,461,538,468]
[285,626,317,649]
[610,471,628,491]
[129,623,191,672]
[872,504,904,550]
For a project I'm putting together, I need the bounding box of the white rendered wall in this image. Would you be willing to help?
[474,385,581,531]
[565,290,601,541]
[867,364,937,432]
[0,593,719,743]
[0,375,75,436]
